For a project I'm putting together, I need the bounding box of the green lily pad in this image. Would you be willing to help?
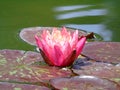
[82,42,120,64]
[50,75,120,90]
[19,27,88,46]
[0,49,72,88]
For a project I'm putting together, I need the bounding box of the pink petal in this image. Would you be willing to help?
[39,49,54,66]
[63,42,72,58]
[61,50,76,67]
[76,36,86,57]
[35,36,55,65]
[61,27,71,37]
[41,30,51,41]
[35,35,43,50]
[61,27,67,35]
[54,45,64,66]
[52,28,60,35]
[70,30,78,48]
[41,39,56,65]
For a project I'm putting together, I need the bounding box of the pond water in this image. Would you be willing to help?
[0,0,120,50]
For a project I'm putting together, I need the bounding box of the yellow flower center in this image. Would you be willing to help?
[51,30,71,46]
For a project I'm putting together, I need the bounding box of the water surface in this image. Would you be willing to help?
[0,0,119,50]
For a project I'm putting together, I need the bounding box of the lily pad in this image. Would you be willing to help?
[0,82,50,90]
[0,49,43,72]
[73,62,120,78]
[50,75,120,90]
[19,27,88,46]
[0,49,72,88]
[0,65,72,85]
[82,42,120,64]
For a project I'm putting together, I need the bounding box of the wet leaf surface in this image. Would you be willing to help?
[73,62,120,78]
[0,64,72,85]
[1,45,120,89]
[0,49,72,89]
[0,82,50,90]
[72,55,120,85]
[82,42,120,64]
[19,27,88,45]
[50,76,120,90]
[72,57,91,69]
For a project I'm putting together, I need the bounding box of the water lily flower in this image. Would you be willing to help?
[35,27,86,67]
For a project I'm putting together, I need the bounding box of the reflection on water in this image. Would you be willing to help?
[54,5,91,12]
[54,5,112,41]
[56,9,106,20]
[104,0,120,42]
[55,5,106,20]
[0,1,119,50]
[65,24,112,41]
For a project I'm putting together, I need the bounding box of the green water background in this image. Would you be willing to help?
[0,0,120,51]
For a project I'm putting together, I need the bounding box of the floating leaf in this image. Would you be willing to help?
[0,50,42,73]
[82,42,120,64]
[0,82,50,90]
[73,62,120,78]
[19,27,88,46]
[0,49,72,87]
[21,51,44,65]
[50,75,120,90]
[72,62,120,85]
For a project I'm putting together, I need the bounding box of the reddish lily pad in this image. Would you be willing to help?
[0,49,72,88]
[72,62,120,85]
[82,42,120,64]
[0,49,43,84]
[0,65,72,85]
[19,27,88,45]
[50,76,120,90]
[21,51,44,65]
[0,82,50,90]
[0,49,43,72]
[73,62,120,78]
